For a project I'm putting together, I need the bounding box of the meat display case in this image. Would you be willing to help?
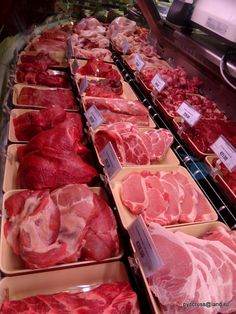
[110,0,236,228]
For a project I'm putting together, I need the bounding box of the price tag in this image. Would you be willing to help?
[79,76,88,94]
[176,101,201,127]
[134,54,145,72]
[151,73,166,92]
[128,216,163,277]
[99,142,122,179]
[122,38,129,55]
[66,36,73,59]
[210,135,236,172]
[71,58,79,75]
[84,104,104,130]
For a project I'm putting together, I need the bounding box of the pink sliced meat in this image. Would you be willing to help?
[195,191,216,221]
[142,188,169,225]
[144,129,173,161]
[107,121,139,134]
[173,172,198,223]
[81,193,120,261]
[203,225,236,251]
[148,224,197,306]
[120,172,148,214]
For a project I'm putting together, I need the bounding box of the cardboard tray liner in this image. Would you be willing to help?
[107,165,218,230]
[0,261,129,304]
[0,187,123,275]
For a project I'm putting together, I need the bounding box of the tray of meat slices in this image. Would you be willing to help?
[0,262,141,313]
[75,76,138,100]
[205,156,236,204]
[131,221,236,314]
[81,97,156,128]
[122,53,162,72]
[8,107,85,143]
[0,185,123,275]
[106,165,218,231]
[89,122,179,168]
[18,50,68,69]
[172,117,236,159]
[69,58,121,79]
[12,84,78,111]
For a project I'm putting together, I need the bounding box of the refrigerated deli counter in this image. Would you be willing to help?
[0,3,236,313]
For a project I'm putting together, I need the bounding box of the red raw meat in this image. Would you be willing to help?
[182,119,236,154]
[17,147,97,189]
[120,171,215,225]
[1,282,140,314]
[41,28,68,41]
[84,97,149,126]
[78,59,121,80]
[81,193,120,261]
[13,107,83,141]
[4,184,120,268]
[82,78,123,98]
[17,87,77,110]
[17,69,68,87]
[20,52,60,67]
[213,158,236,196]
[17,127,88,161]
[29,38,66,53]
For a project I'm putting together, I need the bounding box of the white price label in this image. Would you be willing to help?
[134,54,145,72]
[128,216,163,277]
[84,104,104,129]
[71,58,79,75]
[176,101,201,127]
[79,77,88,94]
[210,135,236,172]
[122,39,129,55]
[151,73,166,92]
[99,142,122,179]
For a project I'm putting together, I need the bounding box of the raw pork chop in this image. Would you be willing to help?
[147,224,236,314]
[120,171,214,225]
[17,87,77,110]
[1,282,140,314]
[13,107,84,141]
[81,78,123,98]
[17,147,97,189]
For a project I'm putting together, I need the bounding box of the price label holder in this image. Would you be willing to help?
[66,36,73,59]
[176,101,201,127]
[99,142,122,179]
[122,38,129,55]
[134,54,145,72]
[128,216,163,277]
[79,76,88,94]
[209,159,222,180]
[71,58,79,75]
[151,73,166,93]
[84,104,104,130]
[210,135,236,172]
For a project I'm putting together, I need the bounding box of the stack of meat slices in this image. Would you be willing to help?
[83,97,150,126]
[94,122,173,165]
[120,170,216,225]
[147,223,236,314]
[72,18,112,62]
[3,184,120,269]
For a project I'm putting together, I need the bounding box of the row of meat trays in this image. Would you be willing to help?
[1,221,234,314]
